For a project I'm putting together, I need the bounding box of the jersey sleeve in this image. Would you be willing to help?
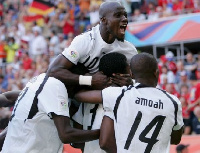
[172,96,184,130]
[72,103,83,125]
[62,34,91,65]
[102,86,126,120]
[39,78,69,117]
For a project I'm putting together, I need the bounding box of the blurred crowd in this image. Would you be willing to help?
[0,0,200,135]
[157,51,200,135]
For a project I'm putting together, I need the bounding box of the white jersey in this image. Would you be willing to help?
[102,83,184,153]
[73,103,105,153]
[2,73,69,153]
[62,24,137,73]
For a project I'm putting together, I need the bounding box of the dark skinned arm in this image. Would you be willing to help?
[70,120,85,152]
[99,116,117,153]
[0,127,7,151]
[170,126,184,145]
[74,90,102,104]
[0,91,21,107]
[47,54,109,90]
[53,114,100,144]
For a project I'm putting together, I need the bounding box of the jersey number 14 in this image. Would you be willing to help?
[124,111,166,153]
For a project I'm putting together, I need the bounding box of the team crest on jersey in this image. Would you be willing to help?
[58,99,68,111]
[70,50,78,58]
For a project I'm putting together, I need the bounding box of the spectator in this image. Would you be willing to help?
[129,0,141,14]
[192,106,200,134]
[49,30,60,56]
[159,65,175,84]
[176,60,189,83]
[165,83,180,97]
[0,40,6,65]
[172,0,184,15]
[30,26,47,61]
[131,9,146,22]
[176,70,191,93]
[58,33,67,52]
[79,0,90,12]
[60,11,75,39]
[165,51,177,74]
[89,3,100,27]
[65,32,74,48]
[147,2,160,21]
[176,144,189,153]
[4,37,19,63]
[187,75,200,113]
[184,52,197,79]
[22,52,32,70]
[179,84,190,100]
[180,96,191,135]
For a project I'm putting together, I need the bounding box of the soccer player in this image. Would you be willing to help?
[75,53,184,153]
[1,73,99,153]
[46,1,137,90]
[72,52,130,153]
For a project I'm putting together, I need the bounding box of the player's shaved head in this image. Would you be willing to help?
[130,53,158,79]
[99,1,122,19]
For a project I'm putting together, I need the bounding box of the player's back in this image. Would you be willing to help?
[2,73,67,153]
[103,83,183,153]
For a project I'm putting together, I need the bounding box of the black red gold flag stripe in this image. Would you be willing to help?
[28,0,54,15]
[23,15,43,22]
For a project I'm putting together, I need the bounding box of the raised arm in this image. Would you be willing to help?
[47,54,79,85]
[99,116,117,153]
[47,54,109,89]
[0,91,21,107]
[53,114,100,144]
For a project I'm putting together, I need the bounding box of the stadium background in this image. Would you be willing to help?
[0,0,199,152]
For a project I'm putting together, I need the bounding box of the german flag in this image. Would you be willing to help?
[23,15,43,22]
[28,0,54,15]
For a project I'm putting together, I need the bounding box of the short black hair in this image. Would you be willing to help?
[130,53,158,78]
[99,52,128,77]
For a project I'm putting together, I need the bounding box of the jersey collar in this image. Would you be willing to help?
[134,82,153,89]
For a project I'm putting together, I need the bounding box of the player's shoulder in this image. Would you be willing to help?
[159,88,181,105]
[76,25,98,41]
[103,86,129,97]
[118,40,138,54]
[123,40,137,48]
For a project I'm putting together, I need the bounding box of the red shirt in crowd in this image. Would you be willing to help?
[182,106,190,119]
[63,20,74,36]
[189,82,200,111]
[23,57,32,70]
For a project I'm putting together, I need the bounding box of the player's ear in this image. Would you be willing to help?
[154,69,159,79]
[131,73,135,79]
[101,17,106,24]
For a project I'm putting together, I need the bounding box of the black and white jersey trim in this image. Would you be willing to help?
[157,88,178,127]
[27,75,49,119]
[114,85,133,121]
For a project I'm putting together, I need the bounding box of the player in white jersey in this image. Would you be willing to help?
[73,52,130,153]
[1,73,100,153]
[75,53,184,153]
[47,1,137,90]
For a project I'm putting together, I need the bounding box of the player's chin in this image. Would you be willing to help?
[116,32,125,41]
[117,35,125,42]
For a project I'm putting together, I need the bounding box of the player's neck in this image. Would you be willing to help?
[135,78,156,88]
[99,25,115,44]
